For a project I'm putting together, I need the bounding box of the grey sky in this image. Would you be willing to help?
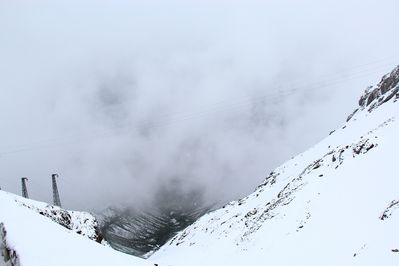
[1,0,398,211]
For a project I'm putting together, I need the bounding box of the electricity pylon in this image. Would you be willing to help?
[21,177,29,198]
[52,174,62,207]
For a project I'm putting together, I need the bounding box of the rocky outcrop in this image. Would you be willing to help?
[347,66,399,121]
[380,200,399,221]
[0,223,19,266]
[15,199,104,244]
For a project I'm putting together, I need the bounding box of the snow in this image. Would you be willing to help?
[1,68,399,266]
[0,191,154,266]
[12,195,102,243]
[150,79,399,265]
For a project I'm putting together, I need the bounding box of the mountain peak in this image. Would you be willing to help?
[361,65,399,107]
[347,66,399,122]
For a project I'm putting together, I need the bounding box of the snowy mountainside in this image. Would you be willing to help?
[0,191,154,266]
[10,194,103,243]
[151,66,399,266]
[347,65,399,120]
[98,182,211,257]
[99,206,208,257]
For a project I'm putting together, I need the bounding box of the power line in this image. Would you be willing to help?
[0,58,398,156]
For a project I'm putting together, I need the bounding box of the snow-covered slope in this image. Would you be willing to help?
[8,193,104,243]
[151,66,399,266]
[0,191,154,266]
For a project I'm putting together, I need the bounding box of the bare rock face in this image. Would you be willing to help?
[361,66,399,107]
[0,223,19,266]
[348,66,399,122]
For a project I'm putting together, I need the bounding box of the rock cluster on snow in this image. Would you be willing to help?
[14,197,104,244]
[0,223,19,266]
[347,65,399,121]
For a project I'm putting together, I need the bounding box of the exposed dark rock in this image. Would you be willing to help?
[380,200,399,220]
[17,201,102,243]
[352,139,375,155]
[0,223,20,266]
[348,66,399,122]
[346,109,358,122]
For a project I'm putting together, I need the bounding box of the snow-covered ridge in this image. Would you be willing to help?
[151,66,399,266]
[347,65,399,121]
[0,190,153,266]
[8,192,103,243]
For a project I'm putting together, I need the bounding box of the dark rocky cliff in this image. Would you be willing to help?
[347,65,399,121]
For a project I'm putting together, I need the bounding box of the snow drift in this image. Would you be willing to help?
[150,66,399,266]
[0,191,153,266]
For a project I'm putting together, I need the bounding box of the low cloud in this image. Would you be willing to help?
[0,0,398,211]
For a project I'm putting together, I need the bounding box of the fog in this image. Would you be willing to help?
[1,0,399,211]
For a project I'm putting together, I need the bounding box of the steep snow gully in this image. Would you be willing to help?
[1,66,399,266]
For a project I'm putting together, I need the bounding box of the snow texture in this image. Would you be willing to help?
[12,195,103,243]
[1,66,399,266]
[0,191,154,266]
[151,67,399,266]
